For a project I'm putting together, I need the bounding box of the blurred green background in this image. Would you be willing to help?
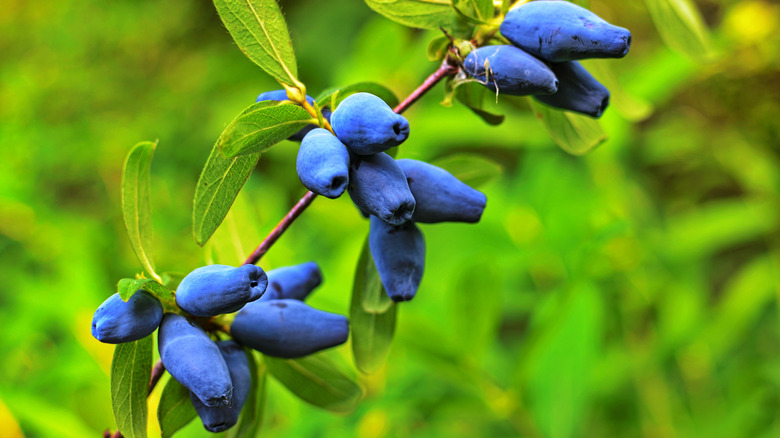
[1,0,779,436]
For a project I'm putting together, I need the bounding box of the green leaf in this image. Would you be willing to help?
[157,378,197,438]
[644,0,714,63]
[192,141,261,246]
[117,278,175,302]
[426,35,451,61]
[353,238,394,313]
[218,101,314,158]
[316,82,400,112]
[226,351,267,438]
[111,336,153,438]
[431,153,503,188]
[364,0,457,30]
[265,354,362,413]
[452,0,493,23]
[351,238,397,374]
[529,99,607,155]
[213,0,301,87]
[454,81,505,126]
[122,141,162,283]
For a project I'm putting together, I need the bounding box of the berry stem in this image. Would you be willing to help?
[394,59,459,114]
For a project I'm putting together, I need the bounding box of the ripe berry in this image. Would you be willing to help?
[158,314,233,407]
[297,129,350,199]
[175,264,268,317]
[464,45,558,96]
[331,93,410,155]
[533,61,610,118]
[91,291,163,344]
[500,1,632,63]
[369,216,425,302]
[259,261,323,301]
[190,341,251,432]
[348,152,416,226]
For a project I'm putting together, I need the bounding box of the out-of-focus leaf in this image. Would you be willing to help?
[192,141,261,246]
[452,0,493,23]
[350,237,397,374]
[219,101,314,158]
[364,0,457,30]
[645,0,715,63]
[581,60,654,122]
[213,0,301,87]
[122,141,162,283]
[111,336,153,438]
[157,378,196,438]
[529,99,607,155]
[265,354,362,413]
[427,35,451,61]
[455,81,505,125]
[316,82,399,111]
[431,153,503,188]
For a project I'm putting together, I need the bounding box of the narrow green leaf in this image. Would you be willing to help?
[111,336,153,438]
[353,238,394,313]
[529,99,607,155]
[117,278,174,302]
[226,352,267,438]
[157,378,197,438]
[351,237,397,374]
[265,354,362,413]
[192,141,261,246]
[455,82,505,126]
[364,0,457,30]
[219,101,314,158]
[644,0,714,63]
[426,35,451,61]
[452,0,493,23]
[121,141,162,283]
[316,82,400,112]
[213,0,300,87]
[431,153,503,188]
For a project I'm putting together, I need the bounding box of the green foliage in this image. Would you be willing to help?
[213,0,301,87]
[645,0,715,62]
[226,351,267,438]
[219,101,314,158]
[528,99,607,155]
[452,0,494,24]
[192,143,260,246]
[364,0,458,30]
[430,153,503,187]
[121,141,162,283]
[116,278,174,302]
[157,378,197,438]
[111,337,153,438]
[350,238,397,373]
[316,82,400,111]
[265,354,363,413]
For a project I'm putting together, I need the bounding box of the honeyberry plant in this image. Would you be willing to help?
[95,0,714,436]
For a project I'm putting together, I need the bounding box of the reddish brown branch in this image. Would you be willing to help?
[394,60,458,115]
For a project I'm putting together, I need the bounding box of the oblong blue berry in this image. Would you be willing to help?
[331,93,410,155]
[175,264,268,317]
[500,1,631,63]
[397,159,487,224]
[297,129,350,199]
[91,291,163,344]
[369,216,425,302]
[190,341,251,433]
[464,45,558,96]
[255,90,331,141]
[259,261,323,301]
[348,152,416,226]
[533,61,610,118]
[231,299,349,358]
[158,314,233,407]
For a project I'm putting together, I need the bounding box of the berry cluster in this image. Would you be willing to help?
[92,262,345,432]
[464,1,632,118]
[260,91,487,302]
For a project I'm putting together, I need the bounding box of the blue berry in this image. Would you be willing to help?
[464,45,558,96]
[158,314,233,407]
[259,261,323,301]
[533,61,610,118]
[175,265,268,317]
[297,129,350,199]
[348,152,416,226]
[500,1,631,63]
[231,299,349,358]
[255,90,331,142]
[369,216,425,302]
[397,159,487,224]
[331,93,410,155]
[190,341,251,432]
[91,291,163,344]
